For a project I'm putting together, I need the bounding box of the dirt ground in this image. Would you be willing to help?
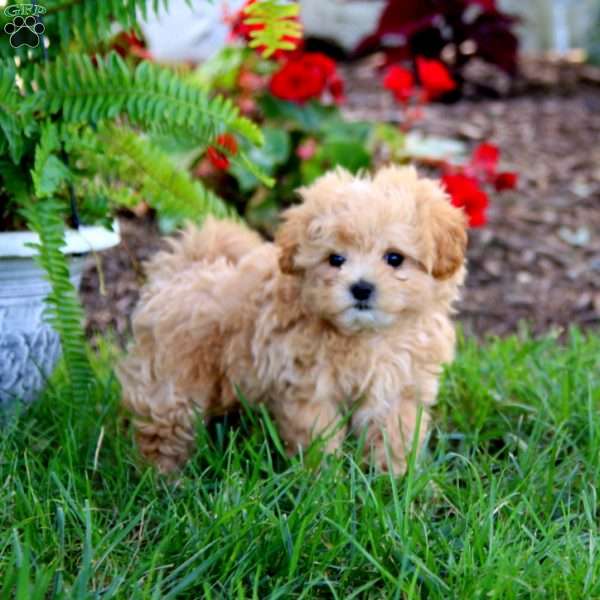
[81,62,600,343]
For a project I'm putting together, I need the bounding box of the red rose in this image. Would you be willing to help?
[494,171,518,191]
[269,52,343,104]
[383,65,414,103]
[416,57,456,100]
[206,134,238,170]
[442,173,489,227]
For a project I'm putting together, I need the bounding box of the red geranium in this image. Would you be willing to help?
[468,143,518,191]
[494,171,518,191]
[442,173,489,227]
[416,57,456,100]
[470,142,499,178]
[269,52,344,104]
[383,65,414,103]
[207,134,238,171]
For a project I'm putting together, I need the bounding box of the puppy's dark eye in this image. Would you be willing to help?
[328,254,346,268]
[384,252,404,268]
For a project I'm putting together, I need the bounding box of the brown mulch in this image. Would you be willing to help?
[81,63,600,343]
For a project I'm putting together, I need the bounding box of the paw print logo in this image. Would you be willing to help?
[4,15,45,48]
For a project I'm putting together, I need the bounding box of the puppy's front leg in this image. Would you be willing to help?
[352,391,431,475]
[269,394,346,457]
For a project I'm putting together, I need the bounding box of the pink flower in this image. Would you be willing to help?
[296,138,317,160]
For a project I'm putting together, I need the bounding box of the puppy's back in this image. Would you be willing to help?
[144,217,263,284]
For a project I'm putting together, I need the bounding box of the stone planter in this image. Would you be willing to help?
[0,224,120,411]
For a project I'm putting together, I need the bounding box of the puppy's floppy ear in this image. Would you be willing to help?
[275,205,305,275]
[417,179,468,280]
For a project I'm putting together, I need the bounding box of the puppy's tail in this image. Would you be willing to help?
[146,217,262,280]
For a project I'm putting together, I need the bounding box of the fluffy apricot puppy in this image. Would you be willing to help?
[118,166,467,474]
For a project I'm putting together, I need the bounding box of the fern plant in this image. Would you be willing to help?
[0,0,295,400]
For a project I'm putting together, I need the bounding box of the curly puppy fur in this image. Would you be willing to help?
[118,166,467,474]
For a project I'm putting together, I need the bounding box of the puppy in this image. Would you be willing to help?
[118,166,467,474]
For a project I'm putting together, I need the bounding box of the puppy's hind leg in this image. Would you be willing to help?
[119,357,212,473]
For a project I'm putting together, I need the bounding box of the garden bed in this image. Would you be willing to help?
[81,64,600,341]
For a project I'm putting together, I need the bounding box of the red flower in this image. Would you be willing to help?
[269,52,343,104]
[470,142,499,179]
[329,75,346,103]
[206,134,238,170]
[383,65,415,103]
[230,0,260,40]
[494,171,518,191]
[442,173,489,227]
[113,31,153,61]
[416,57,456,100]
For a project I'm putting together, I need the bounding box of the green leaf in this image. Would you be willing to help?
[301,139,371,184]
[230,127,291,192]
[193,46,248,91]
[21,198,93,402]
[32,122,71,198]
[259,96,338,132]
[32,53,264,148]
[95,124,237,225]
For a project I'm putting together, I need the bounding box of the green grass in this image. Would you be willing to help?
[1,330,600,598]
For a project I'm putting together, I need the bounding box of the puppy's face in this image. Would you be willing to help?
[276,167,467,334]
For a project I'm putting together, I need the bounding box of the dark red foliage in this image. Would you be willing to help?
[356,0,519,98]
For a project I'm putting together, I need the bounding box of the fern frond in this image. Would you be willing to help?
[43,0,152,46]
[31,52,263,146]
[32,122,72,198]
[22,199,93,402]
[0,59,25,162]
[84,124,237,224]
[244,0,302,58]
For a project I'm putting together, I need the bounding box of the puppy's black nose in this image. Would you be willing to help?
[350,280,375,302]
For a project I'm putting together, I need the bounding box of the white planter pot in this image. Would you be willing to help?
[0,223,120,410]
